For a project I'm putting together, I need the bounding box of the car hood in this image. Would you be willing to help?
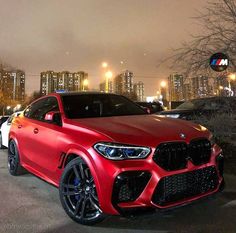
[70,115,210,147]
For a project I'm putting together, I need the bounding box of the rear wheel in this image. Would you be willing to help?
[8,140,26,176]
[59,157,105,225]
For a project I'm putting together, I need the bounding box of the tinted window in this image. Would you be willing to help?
[62,94,146,119]
[24,97,59,121]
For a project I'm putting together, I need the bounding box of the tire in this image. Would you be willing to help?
[0,133,6,149]
[8,140,27,176]
[59,157,105,225]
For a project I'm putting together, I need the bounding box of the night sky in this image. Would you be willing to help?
[0,0,206,96]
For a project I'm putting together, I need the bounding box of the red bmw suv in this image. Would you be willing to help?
[8,92,224,225]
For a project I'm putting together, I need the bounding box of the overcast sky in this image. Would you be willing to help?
[0,0,206,96]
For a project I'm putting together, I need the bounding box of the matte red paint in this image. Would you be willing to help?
[9,93,223,215]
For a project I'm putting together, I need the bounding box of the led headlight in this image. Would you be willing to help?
[93,142,151,160]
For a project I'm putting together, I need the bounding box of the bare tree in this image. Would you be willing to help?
[164,0,236,76]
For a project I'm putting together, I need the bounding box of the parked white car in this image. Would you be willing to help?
[0,112,22,148]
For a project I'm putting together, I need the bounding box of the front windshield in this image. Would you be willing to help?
[62,94,146,119]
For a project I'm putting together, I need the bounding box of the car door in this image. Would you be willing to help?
[18,97,63,182]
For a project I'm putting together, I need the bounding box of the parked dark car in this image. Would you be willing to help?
[136,101,164,114]
[159,97,236,120]
[0,116,9,128]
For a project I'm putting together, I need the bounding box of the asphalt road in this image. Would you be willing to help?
[0,149,236,233]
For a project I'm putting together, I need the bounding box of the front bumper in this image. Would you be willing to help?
[89,144,224,215]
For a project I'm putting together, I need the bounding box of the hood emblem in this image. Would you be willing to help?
[179,133,186,139]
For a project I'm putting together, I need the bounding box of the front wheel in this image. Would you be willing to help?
[8,140,27,176]
[59,157,105,225]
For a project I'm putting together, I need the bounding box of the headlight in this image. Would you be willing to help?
[93,142,151,160]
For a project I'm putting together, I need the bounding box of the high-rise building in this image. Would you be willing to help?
[183,80,191,100]
[114,70,134,94]
[40,71,88,95]
[191,75,211,99]
[0,69,25,102]
[134,81,144,101]
[168,73,184,101]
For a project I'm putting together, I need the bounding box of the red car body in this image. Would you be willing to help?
[9,93,224,217]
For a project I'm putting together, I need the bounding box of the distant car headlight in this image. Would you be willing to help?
[165,114,180,118]
[93,142,151,160]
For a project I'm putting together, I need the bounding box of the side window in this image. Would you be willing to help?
[24,97,59,122]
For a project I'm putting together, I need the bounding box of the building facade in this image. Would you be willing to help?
[168,73,184,101]
[0,69,25,102]
[134,81,144,101]
[191,75,211,99]
[114,70,134,94]
[40,71,88,95]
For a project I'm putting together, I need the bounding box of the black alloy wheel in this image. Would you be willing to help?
[8,140,26,176]
[59,157,105,225]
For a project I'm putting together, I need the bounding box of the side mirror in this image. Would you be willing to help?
[44,111,62,126]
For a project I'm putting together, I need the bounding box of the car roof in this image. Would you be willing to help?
[55,91,118,97]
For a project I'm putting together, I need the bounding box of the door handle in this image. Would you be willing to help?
[18,125,22,129]
[33,128,39,134]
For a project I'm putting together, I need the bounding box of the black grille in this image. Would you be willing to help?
[153,142,188,171]
[153,138,212,171]
[189,139,211,165]
[152,166,219,206]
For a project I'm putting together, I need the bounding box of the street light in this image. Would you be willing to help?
[16,104,21,110]
[160,81,167,88]
[229,73,236,81]
[102,62,108,68]
[105,71,113,79]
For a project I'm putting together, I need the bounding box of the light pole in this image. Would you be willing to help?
[228,73,236,95]
[160,81,168,108]
[82,79,89,91]
[105,71,113,93]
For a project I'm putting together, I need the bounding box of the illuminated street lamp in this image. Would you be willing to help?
[102,62,108,68]
[6,106,11,110]
[219,85,224,90]
[16,104,21,110]
[82,79,89,91]
[160,81,167,88]
[229,73,236,81]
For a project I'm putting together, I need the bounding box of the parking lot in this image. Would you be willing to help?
[0,149,236,233]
